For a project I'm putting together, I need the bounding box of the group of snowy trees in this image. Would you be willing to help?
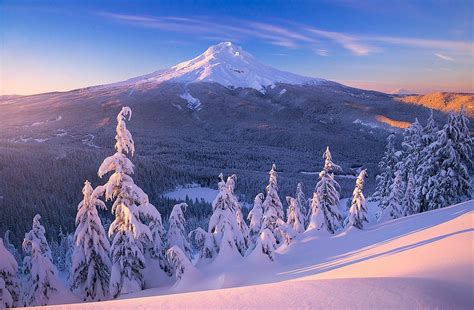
[1,106,471,307]
[374,108,472,220]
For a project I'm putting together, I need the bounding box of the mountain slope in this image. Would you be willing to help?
[106,42,323,92]
[396,92,474,117]
[48,200,474,309]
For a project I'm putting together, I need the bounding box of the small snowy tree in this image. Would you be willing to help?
[380,170,404,220]
[95,106,167,297]
[22,216,59,307]
[70,180,111,301]
[348,169,368,229]
[226,174,250,252]
[372,134,398,208]
[416,110,439,212]
[308,147,343,234]
[3,231,21,264]
[0,238,20,308]
[259,228,277,261]
[295,183,308,227]
[247,193,264,240]
[167,203,192,259]
[188,227,215,261]
[23,214,52,262]
[166,246,196,282]
[402,173,417,216]
[261,164,285,244]
[286,196,305,233]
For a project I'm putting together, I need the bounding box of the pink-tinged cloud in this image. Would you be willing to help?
[435,53,454,61]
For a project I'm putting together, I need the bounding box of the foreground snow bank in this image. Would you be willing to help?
[45,200,474,309]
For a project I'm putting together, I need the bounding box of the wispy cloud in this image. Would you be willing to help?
[97,11,474,58]
[434,53,454,61]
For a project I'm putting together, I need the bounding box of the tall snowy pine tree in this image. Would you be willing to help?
[308,147,343,234]
[247,193,264,242]
[261,164,285,244]
[70,180,111,301]
[22,215,60,307]
[95,107,167,297]
[380,170,404,220]
[167,203,192,259]
[0,238,20,308]
[372,134,398,209]
[348,169,368,229]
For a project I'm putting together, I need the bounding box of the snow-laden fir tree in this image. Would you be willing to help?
[372,134,398,207]
[70,180,111,301]
[3,230,21,264]
[415,110,439,212]
[207,173,247,258]
[295,183,308,227]
[398,119,423,181]
[167,203,192,259]
[166,246,196,282]
[23,214,52,262]
[380,170,404,220]
[348,169,368,229]
[259,228,277,261]
[402,172,417,216]
[188,227,215,261]
[423,111,472,210]
[261,164,285,244]
[286,196,305,233]
[308,147,343,234]
[0,238,20,308]
[226,174,250,251]
[52,229,74,274]
[22,215,60,307]
[95,106,167,297]
[247,193,264,241]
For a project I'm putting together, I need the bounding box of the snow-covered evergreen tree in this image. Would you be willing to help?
[188,227,215,261]
[3,230,21,264]
[381,170,404,220]
[247,193,264,240]
[0,238,20,308]
[22,215,59,307]
[416,110,439,212]
[423,111,472,210]
[95,106,167,297]
[166,246,196,282]
[286,196,305,233]
[23,214,52,262]
[372,134,398,207]
[399,119,423,181]
[402,172,417,216]
[308,147,343,234]
[70,180,111,301]
[261,164,285,244]
[52,229,74,274]
[167,203,192,259]
[348,169,368,229]
[259,228,277,261]
[208,173,247,257]
[295,183,308,227]
[226,174,250,251]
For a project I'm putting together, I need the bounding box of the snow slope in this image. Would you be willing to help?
[46,200,473,309]
[107,42,323,92]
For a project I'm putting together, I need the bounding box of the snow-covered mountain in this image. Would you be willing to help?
[108,42,323,92]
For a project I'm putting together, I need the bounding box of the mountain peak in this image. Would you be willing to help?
[110,42,323,91]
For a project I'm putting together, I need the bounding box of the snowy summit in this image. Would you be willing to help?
[110,42,323,92]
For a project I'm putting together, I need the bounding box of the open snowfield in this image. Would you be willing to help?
[163,185,218,203]
[46,200,474,309]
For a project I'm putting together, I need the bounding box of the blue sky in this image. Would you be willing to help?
[1,0,473,95]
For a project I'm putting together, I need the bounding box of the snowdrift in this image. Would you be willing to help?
[44,200,474,309]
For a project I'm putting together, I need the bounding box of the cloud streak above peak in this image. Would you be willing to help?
[97,11,474,59]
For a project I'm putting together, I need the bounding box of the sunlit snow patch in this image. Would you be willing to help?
[180,91,202,111]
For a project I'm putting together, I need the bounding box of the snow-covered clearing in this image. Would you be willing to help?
[48,200,473,309]
[163,185,218,203]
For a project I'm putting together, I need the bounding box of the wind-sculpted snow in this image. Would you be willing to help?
[48,200,473,309]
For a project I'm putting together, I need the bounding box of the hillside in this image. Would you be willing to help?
[46,200,474,309]
[396,92,474,117]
